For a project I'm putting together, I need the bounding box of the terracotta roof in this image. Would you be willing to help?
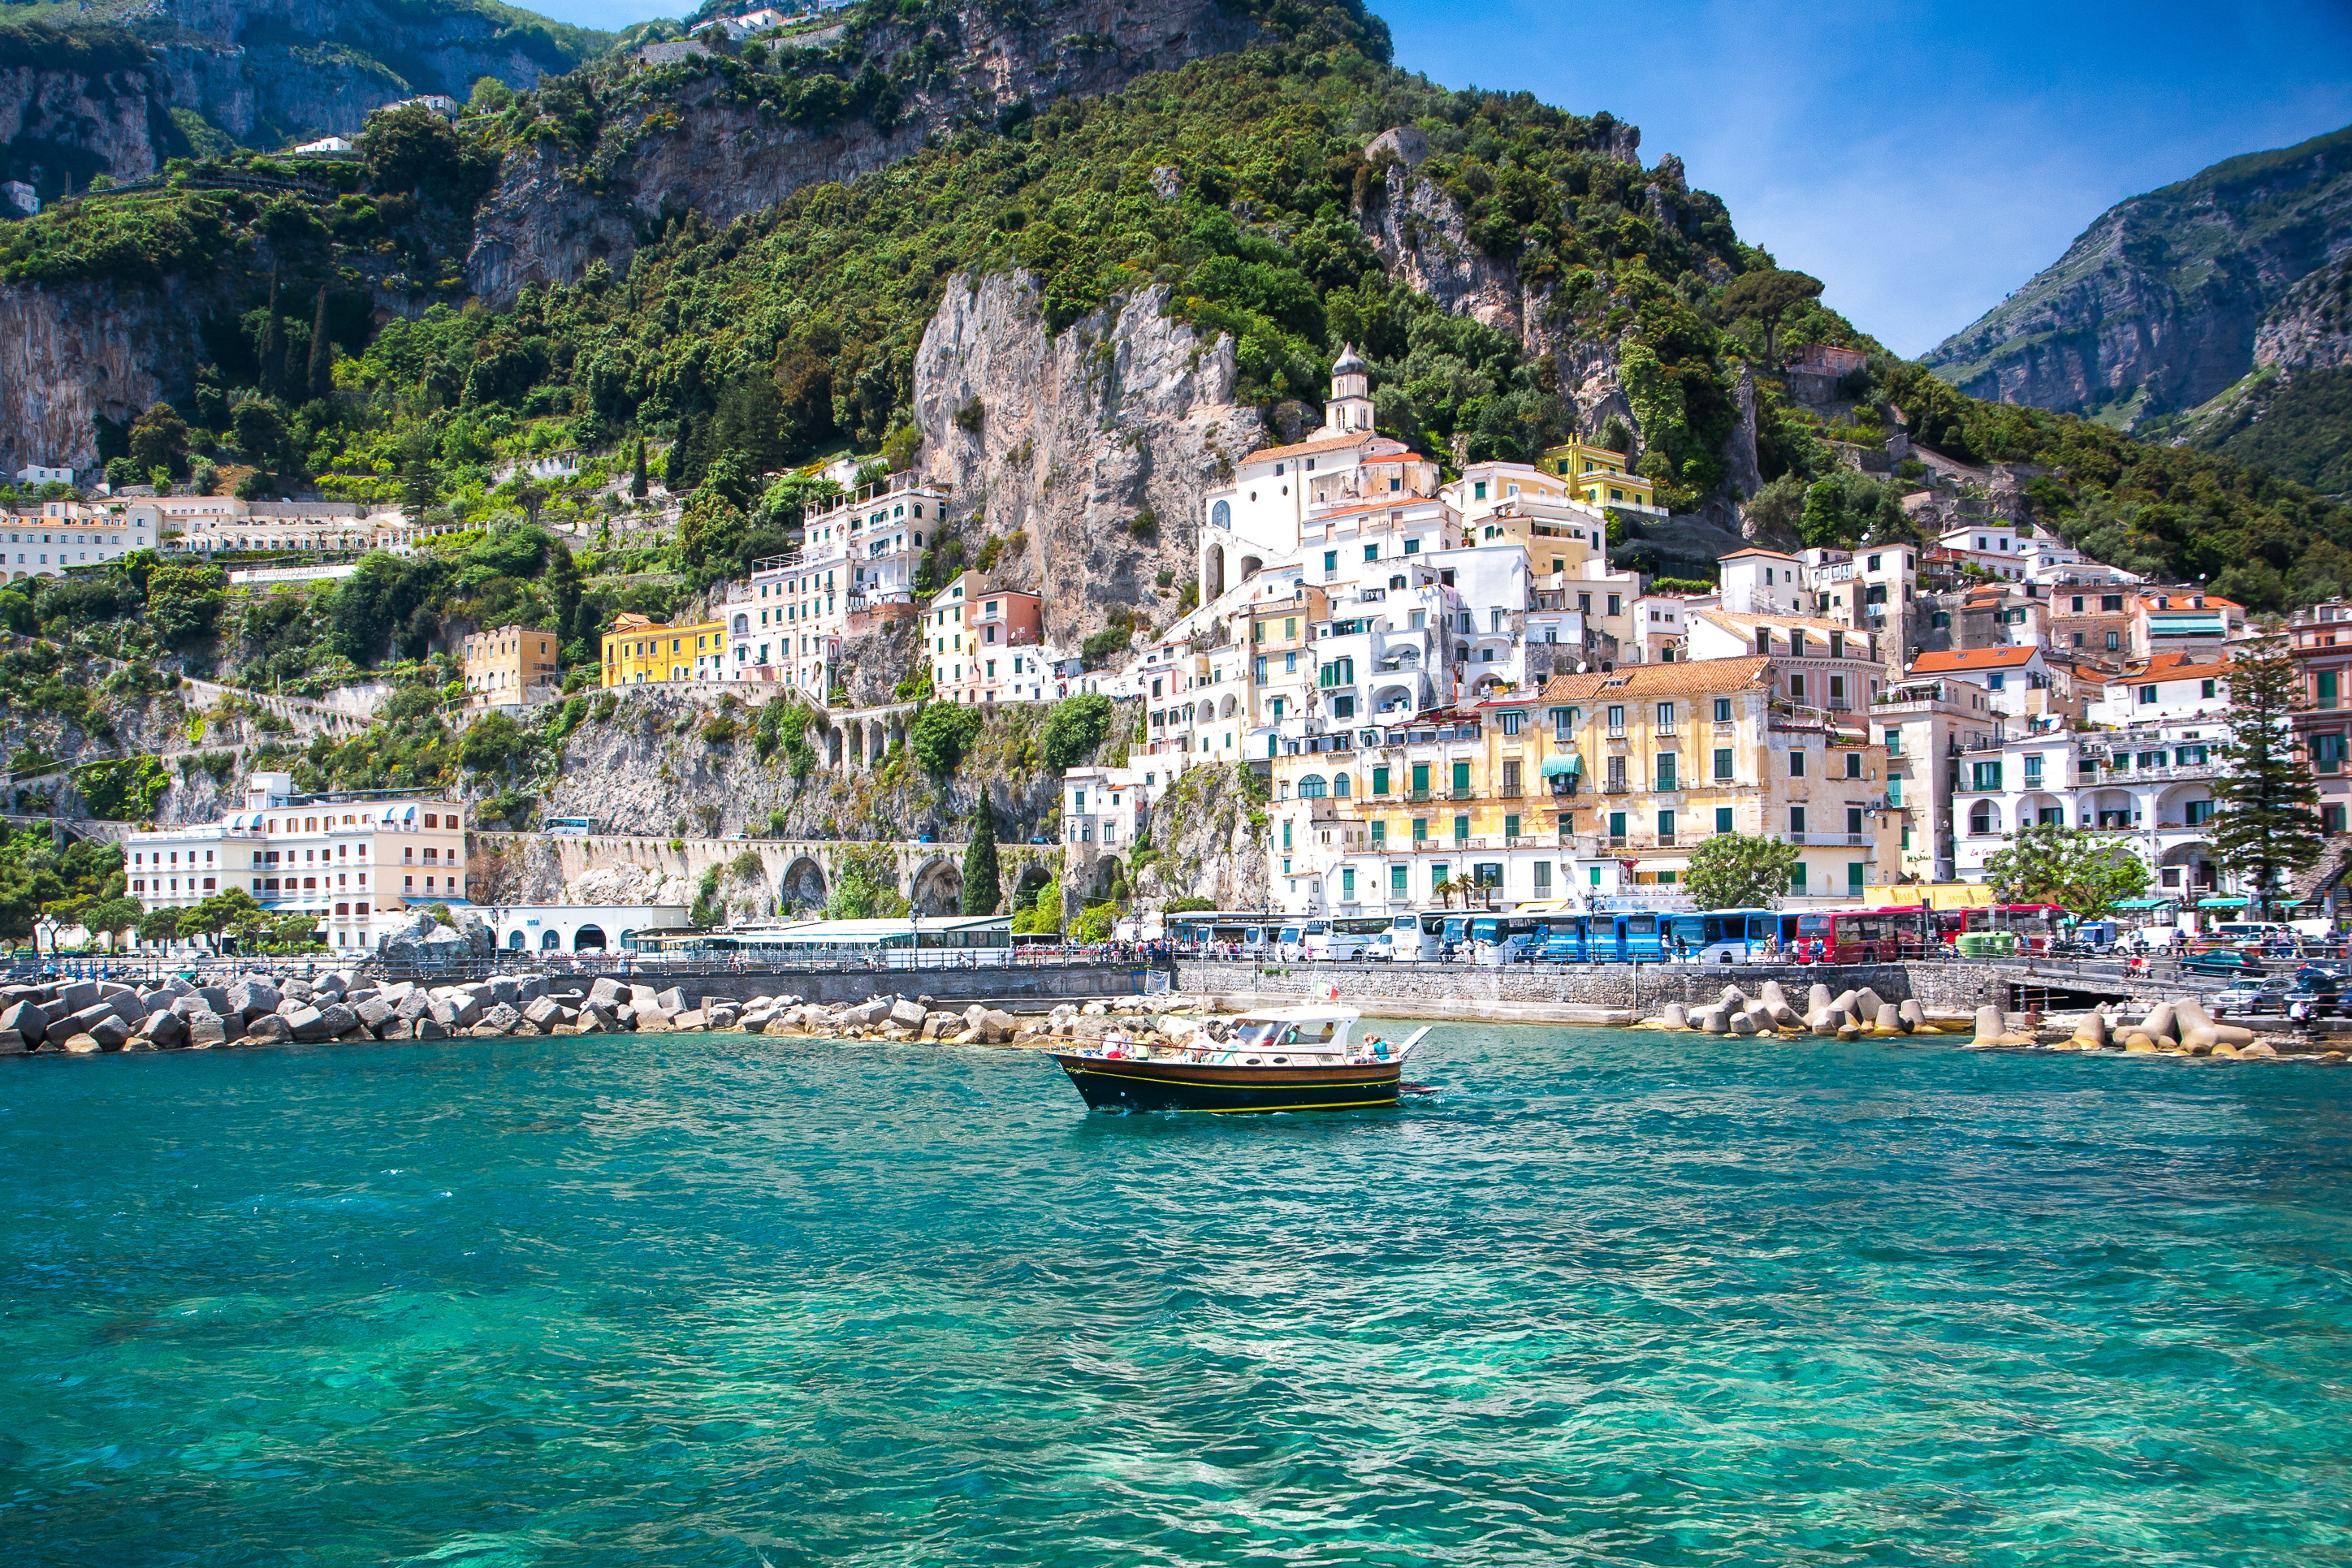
[1240,430,1398,465]
[2138,593,2242,612]
[1301,496,1454,524]
[1909,647,2041,672]
[1537,654,1774,702]
[1693,609,1856,636]
[1720,546,1799,563]
[2131,650,2233,680]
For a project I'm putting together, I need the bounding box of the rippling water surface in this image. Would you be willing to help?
[4,1026,2350,1566]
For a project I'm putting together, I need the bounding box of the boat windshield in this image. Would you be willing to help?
[1230,1018,1341,1047]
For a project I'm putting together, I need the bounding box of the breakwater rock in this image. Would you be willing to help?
[0,970,1215,1053]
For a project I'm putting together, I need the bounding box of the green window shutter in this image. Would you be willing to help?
[1412,764,1429,793]
[1714,748,1733,781]
[1452,761,1471,791]
[1657,754,1676,791]
[1504,814,1520,838]
[1714,806,1733,833]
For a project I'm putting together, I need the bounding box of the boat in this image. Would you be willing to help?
[1052,1005,1432,1113]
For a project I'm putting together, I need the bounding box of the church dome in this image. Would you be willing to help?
[1332,343,1368,376]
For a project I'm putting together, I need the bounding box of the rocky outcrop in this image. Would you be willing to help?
[910,270,1261,646]
[467,0,1265,304]
[2255,251,2352,374]
[0,281,188,474]
[1926,124,2352,423]
[1130,761,1267,909]
[0,59,169,193]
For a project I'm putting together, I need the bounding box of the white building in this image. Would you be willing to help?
[15,463,71,486]
[127,772,471,951]
[4,500,153,579]
[1907,646,2062,723]
[292,136,357,155]
[484,903,693,956]
[2084,649,2236,728]
[3,180,38,216]
[1063,766,1150,849]
[1951,720,2224,899]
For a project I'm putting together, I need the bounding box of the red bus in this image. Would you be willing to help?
[1790,906,1907,963]
[1926,902,2067,954]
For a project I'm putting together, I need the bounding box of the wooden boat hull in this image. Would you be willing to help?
[1053,1053,1403,1112]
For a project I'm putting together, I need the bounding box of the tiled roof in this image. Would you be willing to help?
[1909,646,2041,672]
[1719,546,1799,563]
[1536,654,1774,702]
[2139,593,2243,612]
[1693,609,1855,635]
[1240,430,1399,464]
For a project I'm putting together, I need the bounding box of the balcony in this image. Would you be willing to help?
[1783,832,1873,848]
[1600,780,1631,794]
[1449,787,1476,801]
[1408,788,1433,802]
[1606,725,1628,740]
[1493,787,1524,799]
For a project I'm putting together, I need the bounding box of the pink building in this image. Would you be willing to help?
[927,571,1044,704]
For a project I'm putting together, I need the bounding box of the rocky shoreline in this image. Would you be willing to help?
[1639,980,2347,1063]
[0,969,1227,1054]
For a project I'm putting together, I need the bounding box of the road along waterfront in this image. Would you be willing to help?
[3,1026,2348,1564]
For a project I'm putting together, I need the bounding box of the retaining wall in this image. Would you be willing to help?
[1174,960,2011,1025]
[562,965,1157,1010]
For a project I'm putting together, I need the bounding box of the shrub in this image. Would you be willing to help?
[911,701,983,775]
[1039,692,1115,769]
[702,714,739,745]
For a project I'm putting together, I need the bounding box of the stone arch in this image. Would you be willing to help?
[1013,863,1053,911]
[508,930,525,950]
[574,924,607,951]
[1372,682,1418,716]
[826,726,844,769]
[1220,693,1239,719]
[1089,855,1126,900]
[1239,554,1265,582]
[1204,540,1226,603]
[781,855,827,910]
[909,855,963,915]
[1968,799,2001,837]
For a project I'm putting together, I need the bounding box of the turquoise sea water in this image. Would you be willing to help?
[3,1026,2350,1566]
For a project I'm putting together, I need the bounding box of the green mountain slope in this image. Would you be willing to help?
[0,0,2347,637]
[1924,124,2352,427]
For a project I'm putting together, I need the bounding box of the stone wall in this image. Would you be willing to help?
[453,964,1155,1010]
[1174,959,2012,1023]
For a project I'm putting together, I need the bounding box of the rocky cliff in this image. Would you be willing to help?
[2255,250,2352,375]
[0,0,606,184]
[467,0,1264,304]
[0,279,186,473]
[909,270,1261,645]
[1925,123,2352,425]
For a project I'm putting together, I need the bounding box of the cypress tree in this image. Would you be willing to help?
[631,435,649,499]
[961,810,1001,916]
[306,287,333,399]
[2214,637,2325,918]
[256,272,283,399]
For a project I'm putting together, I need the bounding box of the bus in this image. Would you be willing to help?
[1792,907,1904,963]
[546,816,598,836]
[1163,911,1281,957]
[1308,916,1388,961]
[1371,912,1448,962]
[1691,909,1779,962]
[1922,901,2067,954]
[1539,915,1600,963]
[1468,913,1553,964]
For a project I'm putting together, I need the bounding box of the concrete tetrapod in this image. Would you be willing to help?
[1871,1002,1906,1037]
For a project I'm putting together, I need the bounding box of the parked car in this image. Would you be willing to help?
[2285,977,2342,1018]
[2296,961,2350,985]
[2214,978,2293,1016]
[2186,948,2266,978]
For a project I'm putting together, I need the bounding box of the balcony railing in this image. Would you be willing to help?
[1601,780,1630,794]
[1409,788,1433,802]
[1449,787,1475,801]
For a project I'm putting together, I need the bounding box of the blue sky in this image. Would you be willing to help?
[533,0,2352,357]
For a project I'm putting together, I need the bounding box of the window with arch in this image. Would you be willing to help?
[508,931,525,949]
[1969,801,1998,836]
[1211,500,1231,529]
[541,928,562,948]
[1298,774,1329,798]
[1334,772,1351,797]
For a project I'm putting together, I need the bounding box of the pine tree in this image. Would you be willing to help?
[631,435,649,499]
[961,810,1001,916]
[400,426,438,525]
[306,287,333,400]
[2213,637,2324,917]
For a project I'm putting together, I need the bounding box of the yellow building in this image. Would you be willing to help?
[1266,654,1900,913]
[601,611,727,687]
[1539,439,1658,513]
[462,623,563,708]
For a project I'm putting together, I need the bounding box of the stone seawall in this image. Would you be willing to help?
[472,965,1157,1011]
[1174,961,2012,1025]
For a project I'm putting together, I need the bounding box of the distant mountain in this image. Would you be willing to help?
[1923,125,2352,429]
[0,0,611,192]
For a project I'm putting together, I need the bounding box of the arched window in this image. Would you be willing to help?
[1298,774,1329,798]
[733,614,750,635]
[541,928,561,949]
[1211,499,1231,530]
[1970,801,1998,836]
[574,925,607,952]
[508,931,525,949]
[1334,772,1351,797]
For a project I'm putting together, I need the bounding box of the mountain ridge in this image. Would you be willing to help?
[1922,123,2352,427]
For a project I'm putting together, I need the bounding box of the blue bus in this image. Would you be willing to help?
[1693,909,1779,961]
[1539,915,1601,962]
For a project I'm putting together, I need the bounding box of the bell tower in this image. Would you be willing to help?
[1325,343,1374,434]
